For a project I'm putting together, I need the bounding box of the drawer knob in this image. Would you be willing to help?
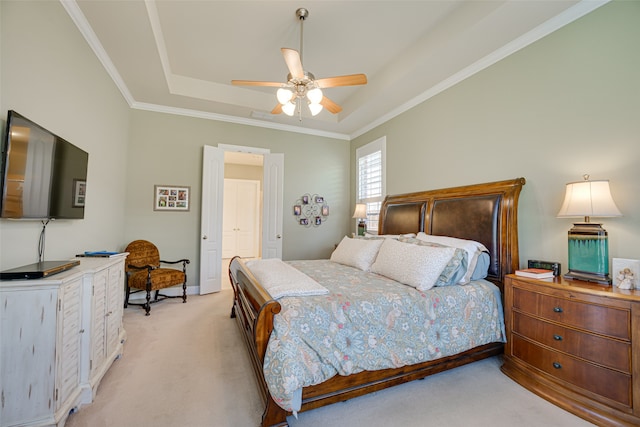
[552,362,562,369]
[553,334,563,341]
[553,306,563,313]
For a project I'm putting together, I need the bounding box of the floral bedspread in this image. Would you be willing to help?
[261,260,506,412]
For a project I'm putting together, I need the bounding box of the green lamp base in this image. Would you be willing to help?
[564,222,611,285]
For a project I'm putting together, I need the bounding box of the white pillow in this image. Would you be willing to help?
[371,238,456,291]
[415,232,487,283]
[330,236,384,271]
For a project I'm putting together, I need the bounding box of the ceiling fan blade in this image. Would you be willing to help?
[281,48,304,79]
[231,80,283,87]
[271,104,283,115]
[315,74,367,88]
[320,96,342,114]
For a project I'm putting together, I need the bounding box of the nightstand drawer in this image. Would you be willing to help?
[513,312,630,373]
[512,334,632,407]
[512,287,630,340]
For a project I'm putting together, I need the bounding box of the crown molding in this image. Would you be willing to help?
[62,0,608,143]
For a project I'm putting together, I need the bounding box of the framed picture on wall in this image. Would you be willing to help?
[72,179,86,208]
[154,185,190,211]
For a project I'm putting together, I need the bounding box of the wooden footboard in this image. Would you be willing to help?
[229,178,525,427]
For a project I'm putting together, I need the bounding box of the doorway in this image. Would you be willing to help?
[221,154,263,290]
[222,153,263,259]
[199,145,284,294]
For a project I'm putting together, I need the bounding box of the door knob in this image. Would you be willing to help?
[202,235,208,240]
[277,234,282,239]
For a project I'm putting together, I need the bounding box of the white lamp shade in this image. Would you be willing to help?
[277,88,293,104]
[307,87,323,104]
[352,203,367,219]
[557,179,622,218]
[282,101,296,116]
[308,103,323,116]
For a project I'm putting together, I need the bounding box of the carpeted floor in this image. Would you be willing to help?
[65,287,594,427]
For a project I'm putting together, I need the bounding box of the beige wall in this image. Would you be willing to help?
[0,1,130,269]
[351,1,640,271]
[124,110,350,286]
[2,0,638,284]
[0,1,350,281]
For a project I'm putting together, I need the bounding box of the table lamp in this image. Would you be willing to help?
[353,203,367,236]
[557,175,622,284]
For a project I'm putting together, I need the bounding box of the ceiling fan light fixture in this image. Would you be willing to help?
[282,101,296,116]
[308,102,323,116]
[307,87,323,104]
[277,87,293,104]
[231,7,366,120]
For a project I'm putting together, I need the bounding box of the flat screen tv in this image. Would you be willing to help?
[0,110,88,219]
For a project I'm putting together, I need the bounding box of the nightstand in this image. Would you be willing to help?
[501,274,640,426]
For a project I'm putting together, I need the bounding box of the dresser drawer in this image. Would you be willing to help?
[512,334,632,407]
[512,287,630,340]
[513,312,631,373]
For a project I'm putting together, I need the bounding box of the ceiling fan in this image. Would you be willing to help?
[231,8,367,118]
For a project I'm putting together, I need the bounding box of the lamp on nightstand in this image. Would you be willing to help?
[557,174,622,284]
[353,203,367,236]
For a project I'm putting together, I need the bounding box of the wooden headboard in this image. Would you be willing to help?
[378,178,526,287]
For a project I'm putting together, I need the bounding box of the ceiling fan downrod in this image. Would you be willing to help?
[296,8,308,65]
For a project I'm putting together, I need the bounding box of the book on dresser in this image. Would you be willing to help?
[75,251,124,258]
[514,268,554,279]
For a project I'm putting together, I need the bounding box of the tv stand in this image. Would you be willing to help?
[0,255,127,427]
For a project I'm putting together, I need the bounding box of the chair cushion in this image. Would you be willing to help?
[128,268,186,291]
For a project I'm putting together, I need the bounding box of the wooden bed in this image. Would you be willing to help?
[229,177,526,427]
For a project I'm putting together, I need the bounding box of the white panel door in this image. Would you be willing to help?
[262,153,284,259]
[199,145,224,294]
[221,180,237,258]
[223,179,260,258]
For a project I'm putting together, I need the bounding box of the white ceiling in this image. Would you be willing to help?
[64,1,606,140]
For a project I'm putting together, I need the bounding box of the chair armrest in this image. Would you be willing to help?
[127,264,157,272]
[160,259,190,265]
[160,259,190,274]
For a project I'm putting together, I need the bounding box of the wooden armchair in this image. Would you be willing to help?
[124,240,190,316]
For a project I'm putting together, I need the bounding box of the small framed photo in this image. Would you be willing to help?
[154,185,190,211]
[321,205,329,216]
[302,195,309,205]
[315,196,324,204]
[315,216,322,225]
[293,205,301,216]
[300,218,308,226]
[72,179,86,208]
[612,258,639,290]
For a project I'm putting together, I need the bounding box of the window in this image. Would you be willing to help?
[356,137,386,234]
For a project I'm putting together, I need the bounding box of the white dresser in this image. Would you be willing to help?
[0,255,127,427]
